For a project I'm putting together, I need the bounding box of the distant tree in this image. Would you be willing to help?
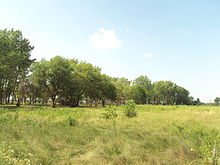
[75,62,117,106]
[133,76,152,102]
[195,98,201,105]
[17,79,30,105]
[113,77,131,105]
[0,29,34,104]
[131,76,152,104]
[175,86,190,105]
[189,97,202,105]
[214,97,220,106]
[27,80,44,105]
[31,56,71,108]
[152,81,190,105]
[130,85,147,104]
[75,62,103,106]
[58,59,82,107]
[99,74,117,107]
[152,81,175,105]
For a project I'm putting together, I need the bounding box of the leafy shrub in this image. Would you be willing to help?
[0,113,19,125]
[173,122,219,162]
[67,116,77,126]
[108,146,121,156]
[124,100,137,118]
[101,106,117,120]
[101,106,118,135]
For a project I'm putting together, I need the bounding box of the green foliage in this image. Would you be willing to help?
[124,100,137,118]
[131,85,147,104]
[173,122,219,162]
[108,146,121,156]
[1,105,220,164]
[152,81,191,105]
[0,29,196,107]
[58,59,82,107]
[67,116,78,126]
[0,29,34,104]
[214,97,220,106]
[131,76,152,104]
[101,106,118,135]
[0,142,35,165]
[101,106,117,120]
[113,77,131,105]
[31,56,72,107]
[0,113,19,125]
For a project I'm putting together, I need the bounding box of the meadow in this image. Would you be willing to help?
[0,105,220,165]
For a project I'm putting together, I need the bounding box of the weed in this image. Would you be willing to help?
[173,121,219,162]
[124,100,137,118]
[0,104,220,164]
[101,106,118,135]
[67,116,78,126]
[109,146,121,156]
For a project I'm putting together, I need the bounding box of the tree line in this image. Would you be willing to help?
[0,29,200,107]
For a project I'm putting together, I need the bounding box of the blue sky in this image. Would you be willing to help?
[0,0,220,102]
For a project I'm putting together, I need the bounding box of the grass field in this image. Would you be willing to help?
[0,105,220,165]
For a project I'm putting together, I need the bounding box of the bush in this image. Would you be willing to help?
[124,100,137,118]
[173,122,219,162]
[67,116,77,126]
[101,106,118,135]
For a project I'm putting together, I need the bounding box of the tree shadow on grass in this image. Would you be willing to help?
[0,104,49,114]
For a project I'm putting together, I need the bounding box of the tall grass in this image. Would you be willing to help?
[0,105,220,164]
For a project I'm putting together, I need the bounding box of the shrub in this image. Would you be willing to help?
[108,146,121,156]
[67,116,77,126]
[124,100,137,118]
[101,106,118,135]
[173,122,219,162]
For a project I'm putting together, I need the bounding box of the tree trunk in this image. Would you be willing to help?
[29,98,32,105]
[95,100,98,107]
[76,99,80,107]
[7,95,10,104]
[51,96,56,108]
[102,100,105,107]
[16,98,20,107]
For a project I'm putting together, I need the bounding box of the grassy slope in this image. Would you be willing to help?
[0,105,220,165]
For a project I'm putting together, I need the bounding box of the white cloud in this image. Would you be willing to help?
[144,52,153,58]
[90,28,122,50]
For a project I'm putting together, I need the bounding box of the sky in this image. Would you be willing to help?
[0,0,220,102]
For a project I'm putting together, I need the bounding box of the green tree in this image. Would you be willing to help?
[0,29,34,104]
[59,59,82,107]
[131,76,152,104]
[152,81,177,105]
[113,77,131,105]
[175,86,190,105]
[130,85,147,104]
[31,56,71,108]
[99,74,117,107]
[75,62,103,106]
[152,81,192,105]
[214,97,220,106]
[101,106,118,135]
[124,100,137,118]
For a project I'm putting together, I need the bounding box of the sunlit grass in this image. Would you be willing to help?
[0,105,220,164]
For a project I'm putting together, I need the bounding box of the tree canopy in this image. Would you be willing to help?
[0,28,203,107]
[0,29,34,105]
